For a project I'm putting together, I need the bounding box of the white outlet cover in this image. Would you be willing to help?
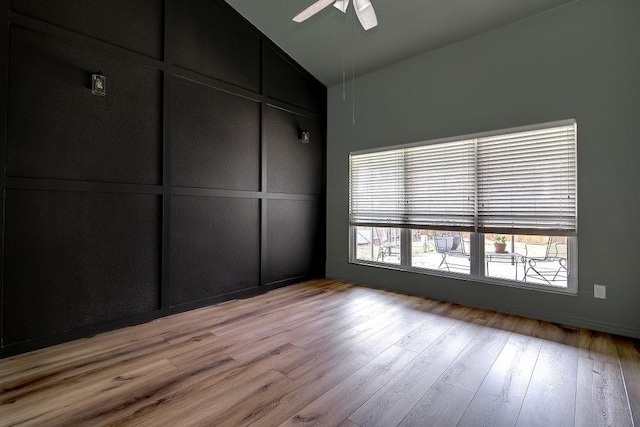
[594,284,606,299]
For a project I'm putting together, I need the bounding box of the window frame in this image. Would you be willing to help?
[349,228,578,295]
[348,120,578,294]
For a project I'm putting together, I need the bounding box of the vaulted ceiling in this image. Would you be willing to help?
[224,0,576,87]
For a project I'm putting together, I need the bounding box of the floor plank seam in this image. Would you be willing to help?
[512,337,543,427]
[616,354,636,427]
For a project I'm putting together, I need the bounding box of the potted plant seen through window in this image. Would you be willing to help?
[494,235,507,253]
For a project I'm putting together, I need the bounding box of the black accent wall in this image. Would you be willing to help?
[0,0,326,356]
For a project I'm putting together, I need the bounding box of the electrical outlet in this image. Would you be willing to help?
[594,284,606,299]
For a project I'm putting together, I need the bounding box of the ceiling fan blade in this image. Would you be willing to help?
[293,0,335,23]
[333,0,350,13]
[353,0,378,30]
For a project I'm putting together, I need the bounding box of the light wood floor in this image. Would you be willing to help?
[1,279,639,426]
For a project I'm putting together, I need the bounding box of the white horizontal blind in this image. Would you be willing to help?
[477,123,577,234]
[404,140,476,229]
[350,121,577,234]
[349,140,475,230]
[349,149,405,225]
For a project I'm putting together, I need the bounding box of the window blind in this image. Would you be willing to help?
[349,149,405,226]
[477,123,577,235]
[349,120,577,235]
[404,140,476,229]
[349,139,476,230]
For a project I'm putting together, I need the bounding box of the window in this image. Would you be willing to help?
[349,120,577,293]
[354,226,401,265]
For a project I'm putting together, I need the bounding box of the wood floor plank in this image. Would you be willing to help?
[531,320,580,347]
[515,338,579,426]
[457,326,542,427]
[210,285,366,337]
[1,279,638,427]
[397,380,474,427]
[283,336,371,380]
[0,319,174,375]
[355,318,426,360]
[275,307,410,379]
[62,340,304,425]
[259,299,394,352]
[579,329,620,366]
[0,332,217,407]
[222,300,399,375]
[280,346,418,426]
[0,359,178,427]
[165,333,233,368]
[176,369,295,427]
[133,369,290,427]
[254,289,384,336]
[395,309,461,353]
[575,356,633,427]
[0,335,167,399]
[0,344,183,415]
[615,337,640,426]
[439,312,511,393]
[303,305,410,350]
[159,281,342,342]
[238,352,369,426]
[53,355,237,426]
[288,297,400,344]
[347,319,483,427]
[98,357,283,426]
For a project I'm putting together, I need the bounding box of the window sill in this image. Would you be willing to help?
[348,258,578,296]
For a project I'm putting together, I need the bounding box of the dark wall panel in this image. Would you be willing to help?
[7,26,162,185]
[265,199,322,285]
[3,190,161,345]
[265,47,325,113]
[11,0,163,58]
[170,195,260,306]
[173,0,260,92]
[266,106,324,195]
[172,77,260,190]
[1,0,326,357]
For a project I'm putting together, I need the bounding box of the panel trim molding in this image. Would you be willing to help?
[161,0,175,311]
[0,0,9,348]
[5,177,163,194]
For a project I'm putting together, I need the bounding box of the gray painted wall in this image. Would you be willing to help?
[326,0,640,337]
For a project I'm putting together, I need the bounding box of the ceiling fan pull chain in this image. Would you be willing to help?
[352,9,355,125]
[343,3,346,101]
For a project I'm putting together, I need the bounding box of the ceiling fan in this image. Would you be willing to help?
[293,0,378,30]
